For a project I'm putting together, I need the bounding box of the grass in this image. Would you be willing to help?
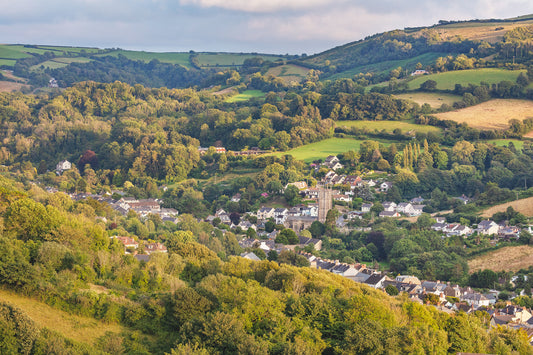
[97,50,191,67]
[468,245,533,273]
[407,68,525,91]
[265,64,310,84]
[0,59,17,67]
[53,57,93,64]
[336,120,442,134]
[0,288,123,345]
[35,45,100,54]
[485,139,528,150]
[330,52,446,80]
[434,99,533,130]
[269,137,394,162]
[394,92,461,108]
[30,60,69,70]
[225,90,265,103]
[480,196,533,217]
[196,53,283,67]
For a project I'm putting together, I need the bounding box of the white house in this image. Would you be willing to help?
[56,160,71,174]
[361,203,373,213]
[477,220,500,235]
[257,207,275,220]
[382,201,397,212]
[379,182,393,192]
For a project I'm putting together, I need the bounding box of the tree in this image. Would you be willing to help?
[284,185,301,206]
[276,229,299,245]
[420,80,437,91]
[385,285,399,296]
[229,212,240,226]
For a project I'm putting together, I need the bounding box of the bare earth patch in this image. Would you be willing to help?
[468,246,533,273]
[0,81,30,92]
[481,196,533,217]
[434,99,533,130]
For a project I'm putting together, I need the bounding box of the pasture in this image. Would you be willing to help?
[30,57,93,70]
[468,246,533,273]
[480,196,533,218]
[433,19,533,44]
[97,50,191,67]
[269,137,393,162]
[485,139,528,150]
[407,68,525,90]
[225,90,265,103]
[336,120,441,134]
[394,92,461,108]
[434,99,533,130]
[196,53,283,67]
[265,64,310,84]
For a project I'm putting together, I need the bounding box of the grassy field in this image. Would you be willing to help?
[336,120,442,133]
[394,92,461,108]
[407,68,525,91]
[30,57,93,70]
[53,57,93,64]
[196,53,283,67]
[0,288,123,345]
[97,50,191,67]
[0,59,17,67]
[468,246,533,273]
[330,52,446,80]
[269,137,393,162]
[0,81,30,92]
[36,45,100,54]
[434,99,533,130]
[485,139,528,150]
[434,20,533,44]
[265,64,310,84]
[481,196,533,217]
[225,90,265,103]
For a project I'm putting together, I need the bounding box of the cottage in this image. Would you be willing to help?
[361,203,373,213]
[144,242,167,254]
[379,211,401,218]
[382,202,397,212]
[240,252,261,261]
[257,207,275,220]
[379,182,393,192]
[56,160,72,174]
[477,220,499,235]
[364,274,390,289]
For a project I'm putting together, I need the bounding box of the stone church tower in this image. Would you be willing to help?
[318,187,332,223]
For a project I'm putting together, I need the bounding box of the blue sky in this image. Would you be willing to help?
[1,0,533,54]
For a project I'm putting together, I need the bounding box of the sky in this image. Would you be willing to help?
[1,0,533,55]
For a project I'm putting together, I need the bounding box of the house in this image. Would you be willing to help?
[49,77,59,88]
[274,208,289,224]
[231,193,241,202]
[303,188,320,200]
[431,222,447,231]
[115,236,138,250]
[410,196,425,204]
[257,207,275,220]
[379,182,393,192]
[382,202,397,212]
[395,275,421,285]
[498,226,520,240]
[379,211,401,218]
[144,242,167,254]
[323,156,343,170]
[298,236,322,251]
[411,69,428,76]
[453,225,473,237]
[344,175,362,188]
[463,293,490,308]
[364,274,390,289]
[333,194,352,203]
[361,203,373,213]
[455,194,471,205]
[477,220,500,235]
[410,205,425,216]
[396,202,413,214]
[56,160,72,174]
[240,252,261,261]
[331,263,359,277]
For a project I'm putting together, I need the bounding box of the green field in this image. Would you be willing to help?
[225,90,265,103]
[407,68,525,90]
[330,52,446,80]
[270,137,394,162]
[0,59,17,67]
[0,45,33,59]
[336,120,442,133]
[196,53,283,67]
[97,50,191,67]
[485,139,529,150]
[265,64,309,83]
[36,45,100,54]
[394,92,462,108]
[30,60,68,70]
[53,57,93,64]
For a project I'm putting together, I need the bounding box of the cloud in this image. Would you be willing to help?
[179,0,339,13]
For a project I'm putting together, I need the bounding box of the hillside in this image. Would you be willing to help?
[468,246,533,273]
[299,15,533,78]
[481,196,533,217]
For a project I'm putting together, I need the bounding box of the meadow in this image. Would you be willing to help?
[225,90,265,103]
[336,120,442,133]
[468,245,533,273]
[269,137,393,162]
[96,50,192,67]
[265,64,310,84]
[196,53,283,67]
[485,139,529,150]
[480,196,533,217]
[434,99,533,130]
[394,92,461,108]
[407,68,525,90]
[30,57,93,70]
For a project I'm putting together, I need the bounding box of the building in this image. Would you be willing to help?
[477,220,500,235]
[56,160,72,174]
[318,188,333,223]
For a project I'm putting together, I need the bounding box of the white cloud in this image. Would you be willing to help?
[179,0,339,13]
